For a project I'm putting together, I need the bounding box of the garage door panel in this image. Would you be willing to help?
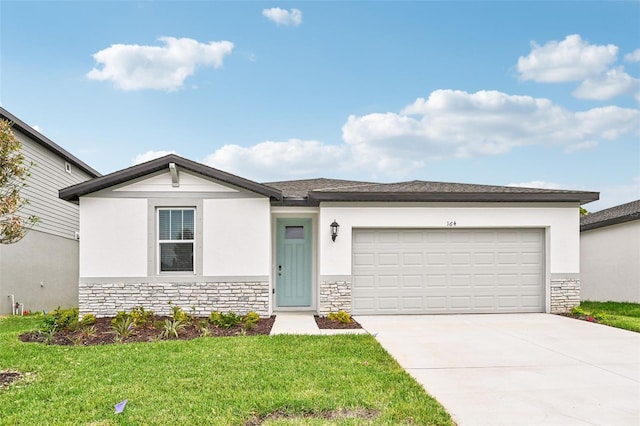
[352,228,544,314]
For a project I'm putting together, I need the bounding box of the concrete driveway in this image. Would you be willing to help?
[356,314,640,426]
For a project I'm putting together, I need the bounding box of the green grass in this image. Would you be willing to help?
[0,316,452,425]
[576,301,640,332]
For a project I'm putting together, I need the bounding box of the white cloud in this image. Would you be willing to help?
[31,124,43,134]
[517,34,618,82]
[507,181,564,190]
[341,90,640,174]
[624,49,640,63]
[203,139,345,181]
[199,89,639,180]
[573,67,640,101]
[564,140,598,153]
[133,150,176,165]
[86,37,234,91]
[262,8,302,27]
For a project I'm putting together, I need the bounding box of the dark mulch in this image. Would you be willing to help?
[0,370,22,387]
[314,315,362,329]
[19,316,275,346]
[244,408,379,425]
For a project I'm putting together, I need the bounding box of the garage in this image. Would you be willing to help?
[352,228,545,314]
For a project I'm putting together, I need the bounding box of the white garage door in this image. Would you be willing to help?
[352,228,545,314]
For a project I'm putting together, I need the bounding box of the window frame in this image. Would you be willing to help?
[157,207,196,274]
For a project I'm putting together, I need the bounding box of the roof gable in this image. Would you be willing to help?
[59,154,282,202]
[114,170,239,193]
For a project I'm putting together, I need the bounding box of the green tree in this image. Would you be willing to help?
[0,119,38,243]
[580,207,589,216]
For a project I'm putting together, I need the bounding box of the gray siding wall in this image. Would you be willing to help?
[0,127,94,314]
[15,130,93,240]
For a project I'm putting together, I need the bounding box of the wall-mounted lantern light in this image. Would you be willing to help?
[330,220,340,242]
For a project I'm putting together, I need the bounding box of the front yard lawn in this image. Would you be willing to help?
[574,301,640,333]
[0,316,452,425]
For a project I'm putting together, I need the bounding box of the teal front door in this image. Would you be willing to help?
[276,219,312,307]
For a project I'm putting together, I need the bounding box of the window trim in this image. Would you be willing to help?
[157,208,196,274]
[148,199,204,277]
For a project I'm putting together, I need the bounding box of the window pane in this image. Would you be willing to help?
[183,210,194,240]
[285,226,304,239]
[171,210,183,240]
[159,210,170,240]
[160,243,194,272]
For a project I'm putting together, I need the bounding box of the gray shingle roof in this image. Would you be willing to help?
[266,178,599,205]
[263,178,377,198]
[0,107,101,178]
[580,200,640,231]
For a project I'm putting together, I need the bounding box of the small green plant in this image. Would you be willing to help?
[571,306,588,316]
[110,312,134,341]
[209,311,243,329]
[243,311,260,330]
[160,318,186,339]
[593,312,609,321]
[41,307,80,332]
[169,304,190,323]
[196,320,210,337]
[130,306,154,327]
[82,325,97,338]
[327,310,352,324]
[79,313,96,327]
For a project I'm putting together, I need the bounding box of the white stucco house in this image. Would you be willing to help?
[580,200,640,303]
[59,155,599,317]
[0,107,101,315]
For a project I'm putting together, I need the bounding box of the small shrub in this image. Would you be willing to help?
[327,310,352,324]
[41,307,80,332]
[210,311,243,329]
[170,305,190,323]
[243,311,260,330]
[160,318,186,339]
[82,325,97,338]
[130,306,154,327]
[79,313,96,327]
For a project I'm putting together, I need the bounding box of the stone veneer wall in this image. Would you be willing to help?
[80,281,269,318]
[550,278,580,313]
[319,281,351,315]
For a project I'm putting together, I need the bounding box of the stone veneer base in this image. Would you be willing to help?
[79,281,269,318]
[550,278,580,314]
[319,281,352,315]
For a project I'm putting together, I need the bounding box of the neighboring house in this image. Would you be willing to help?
[59,154,598,317]
[580,200,640,303]
[0,107,101,315]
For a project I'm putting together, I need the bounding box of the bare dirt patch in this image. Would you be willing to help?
[244,408,379,425]
[0,370,23,388]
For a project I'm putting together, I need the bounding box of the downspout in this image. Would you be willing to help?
[8,294,14,315]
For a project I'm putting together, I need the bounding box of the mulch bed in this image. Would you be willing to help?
[314,316,362,329]
[19,316,275,346]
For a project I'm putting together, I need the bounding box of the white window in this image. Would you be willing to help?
[158,208,195,273]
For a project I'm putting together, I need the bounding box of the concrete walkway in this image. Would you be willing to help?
[356,314,640,426]
[269,312,368,335]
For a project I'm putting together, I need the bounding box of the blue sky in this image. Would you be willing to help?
[1,1,639,211]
